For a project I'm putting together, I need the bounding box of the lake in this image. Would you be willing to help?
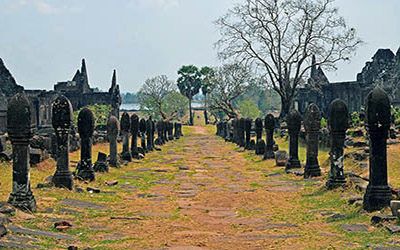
[121,102,204,111]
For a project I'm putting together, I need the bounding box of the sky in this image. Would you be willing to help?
[0,0,399,93]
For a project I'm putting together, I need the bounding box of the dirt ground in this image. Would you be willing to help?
[0,122,399,249]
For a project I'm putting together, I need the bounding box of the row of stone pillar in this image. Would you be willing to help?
[5,93,183,212]
[216,87,393,212]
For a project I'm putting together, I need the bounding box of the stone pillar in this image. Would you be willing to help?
[139,118,147,153]
[326,99,349,189]
[238,118,245,147]
[245,118,252,149]
[130,114,139,158]
[285,110,302,170]
[163,121,168,142]
[363,87,392,212]
[146,119,153,151]
[76,108,95,181]
[7,93,36,212]
[255,118,265,155]
[107,116,120,167]
[225,121,232,141]
[52,95,74,189]
[304,103,322,178]
[120,112,132,161]
[232,119,238,144]
[155,120,163,145]
[263,114,275,160]
[168,122,174,141]
[174,122,180,139]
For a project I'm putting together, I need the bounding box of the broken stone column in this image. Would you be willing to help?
[93,152,109,172]
[76,108,95,181]
[51,95,74,189]
[120,112,132,161]
[363,87,392,212]
[326,99,349,189]
[146,118,154,151]
[107,116,120,167]
[7,93,36,212]
[304,103,322,178]
[130,114,139,158]
[263,114,275,160]
[245,118,252,149]
[285,109,302,170]
[139,118,147,154]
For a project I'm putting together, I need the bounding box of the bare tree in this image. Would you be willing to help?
[215,0,362,117]
[138,75,186,120]
[208,63,251,119]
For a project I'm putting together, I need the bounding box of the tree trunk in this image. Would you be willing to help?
[189,98,193,126]
[204,94,208,125]
[279,95,292,119]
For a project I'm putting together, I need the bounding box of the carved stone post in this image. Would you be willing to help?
[326,99,349,189]
[107,116,120,168]
[76,108,95,181]
[263,114,275,160]
[120,112,132,161]
[7,93,36,212]
[52,95,74,189]
[245,118,252,149]
[225,121,232,142]
[163,121,168,142]
[146,118,154,151]
[304,104,322,178]
[238,118,246,147]
[285,110,302,170]
[139,118,147,153]
[155,120,164,145]
[232,119,238,144]
[174,122,180,139]
[255,118,265,155]
[363,87,392,212]
[168,122,174,141]
[130,114,139,158]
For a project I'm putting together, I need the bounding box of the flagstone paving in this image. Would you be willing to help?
[0,125,400,249]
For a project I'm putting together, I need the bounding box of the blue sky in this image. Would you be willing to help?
[0,0,399,92]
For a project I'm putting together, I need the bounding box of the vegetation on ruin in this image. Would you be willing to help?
[73,105,111,127]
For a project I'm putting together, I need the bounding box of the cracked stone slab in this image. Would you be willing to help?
[8,225,75,240]
[60,199,106,210]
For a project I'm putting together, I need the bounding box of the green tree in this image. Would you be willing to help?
[238,100,261,119]
[177,65,202,125]
[200,66,215,125]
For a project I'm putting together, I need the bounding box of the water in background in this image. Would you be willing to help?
[121,102,204,111]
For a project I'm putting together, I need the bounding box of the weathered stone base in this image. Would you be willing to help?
[93,161,109,173]
[363,185,392,212]
[285,159,301,171]
[76,161,95,181]
[255,140,265,155]
[121,151,132,162]
[52,171,73,190]
[326,177,346,190]
[304,164,321,178]
[263,150,275,160]
[8,192,36,212]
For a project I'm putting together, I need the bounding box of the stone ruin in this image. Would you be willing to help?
[295,48,400,116]
[0,58,122,167]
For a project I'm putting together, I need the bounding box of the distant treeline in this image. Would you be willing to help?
[121,92,139,104]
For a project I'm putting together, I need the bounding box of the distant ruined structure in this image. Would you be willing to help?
[295,48,400,115]
[0,58,121,132]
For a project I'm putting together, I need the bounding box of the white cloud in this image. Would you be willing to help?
[3,0,82,15]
